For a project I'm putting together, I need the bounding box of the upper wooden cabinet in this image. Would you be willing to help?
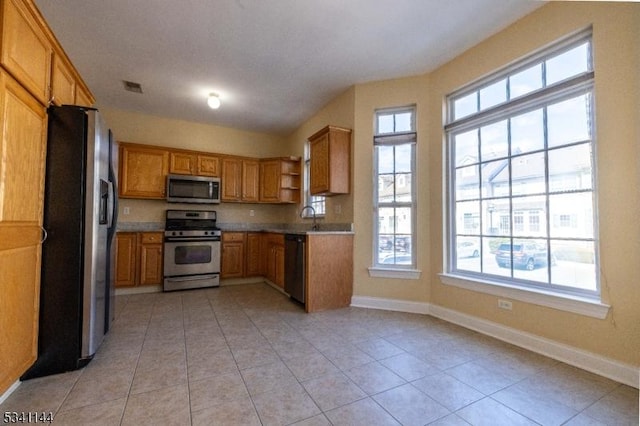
[0,0,95,107]
[74,85,93,107]
[50,48,94,107]
[119,143,169,199]
[309,126,351,196]
[50,52,75,106]
[118,142,300,204]
[222,157,259,202]
[259,157,301,203]
[197,154,219,177]
[169,151,219,177]
[221,157,242,201]
[1,0,52,104]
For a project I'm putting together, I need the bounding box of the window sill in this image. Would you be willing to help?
[369,267,421,280]
[439,273,610,319]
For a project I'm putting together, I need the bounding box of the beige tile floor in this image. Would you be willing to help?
[1,283,637,425]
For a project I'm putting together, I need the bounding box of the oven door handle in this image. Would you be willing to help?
[164,237,220,242]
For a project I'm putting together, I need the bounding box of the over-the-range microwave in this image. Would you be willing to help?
[166,174,221,204]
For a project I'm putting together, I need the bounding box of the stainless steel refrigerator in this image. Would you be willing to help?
[22,105,117,379]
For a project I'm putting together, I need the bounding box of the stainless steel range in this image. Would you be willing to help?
[163,210,221,291]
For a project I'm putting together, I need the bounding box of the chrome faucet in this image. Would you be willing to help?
[300,205,319,231]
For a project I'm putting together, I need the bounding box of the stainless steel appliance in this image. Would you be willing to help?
[167,174,221,204]
[22,105,117,379]
[163,210,221,291]
[285,233,306,304]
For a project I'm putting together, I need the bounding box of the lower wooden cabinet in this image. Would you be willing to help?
[245,232,262,277]
[221,232,246,278]
[264,233,285,288]
[115,232,163,287]
[221,232,284,286]
[0,69,48,394]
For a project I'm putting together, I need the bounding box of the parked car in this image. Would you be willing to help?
[381,254,412,265]
[395,236,411,252]
[379,236,393,250]
[457,240,480,258]
[495,241,555,270]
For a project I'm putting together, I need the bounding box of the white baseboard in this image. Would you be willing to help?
[351,295,430,315]
[350,295,639,388]
[0,381,20,406]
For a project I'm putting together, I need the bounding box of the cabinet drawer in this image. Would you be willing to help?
[223,232,245,242]
[140,232,163,244]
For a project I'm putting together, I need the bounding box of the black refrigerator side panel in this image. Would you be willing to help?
[22,106,87,379]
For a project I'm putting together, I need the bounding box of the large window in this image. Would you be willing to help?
[374,107,416,268]
[446,30,599,298]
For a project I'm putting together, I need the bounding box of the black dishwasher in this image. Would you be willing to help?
[284,234,306,304]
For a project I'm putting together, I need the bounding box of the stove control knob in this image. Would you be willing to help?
[171,231,177,236]
[179,231,183,236]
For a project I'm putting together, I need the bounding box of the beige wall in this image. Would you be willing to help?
[424,2,639,366]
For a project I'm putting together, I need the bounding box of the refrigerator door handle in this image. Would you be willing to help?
[107,181,115,229]
[40,226,48,244]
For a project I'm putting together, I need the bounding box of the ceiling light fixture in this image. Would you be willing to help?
[207,93,221,109]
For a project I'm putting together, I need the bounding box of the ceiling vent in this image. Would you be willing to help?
[123,80,143,94]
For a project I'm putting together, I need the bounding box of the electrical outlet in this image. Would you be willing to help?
[498,299,513,310]
[249,209,255,217]
[123,206,130,215]
[334,204,342,215]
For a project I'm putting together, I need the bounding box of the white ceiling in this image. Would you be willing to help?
[35,0,544,136]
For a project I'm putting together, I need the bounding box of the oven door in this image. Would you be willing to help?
[164,239,220,277]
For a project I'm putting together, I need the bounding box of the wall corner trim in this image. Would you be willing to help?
[350,295,638,388]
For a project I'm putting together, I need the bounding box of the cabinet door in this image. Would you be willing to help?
[266,245,276,283]
[169,152,195,175]
[119,145,169,198]
[221,240,245,279]
[259,159,281,202]
[0,70,47,394]
[245,232,262,276]
[310,134,330,195]
[139,232,163,285]
[197,155,219,177]
[115,233,137,287]
[139,242,163,286]
[274,245,285,288]
[221,158,242,201]
[309,126,351,195]
[242,160,260,202]
[50,53,76,106]
[0,0,52,104]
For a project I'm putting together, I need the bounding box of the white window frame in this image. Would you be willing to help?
[441,29,609,318]
[369,106,420,279]
[303,141,325,217]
